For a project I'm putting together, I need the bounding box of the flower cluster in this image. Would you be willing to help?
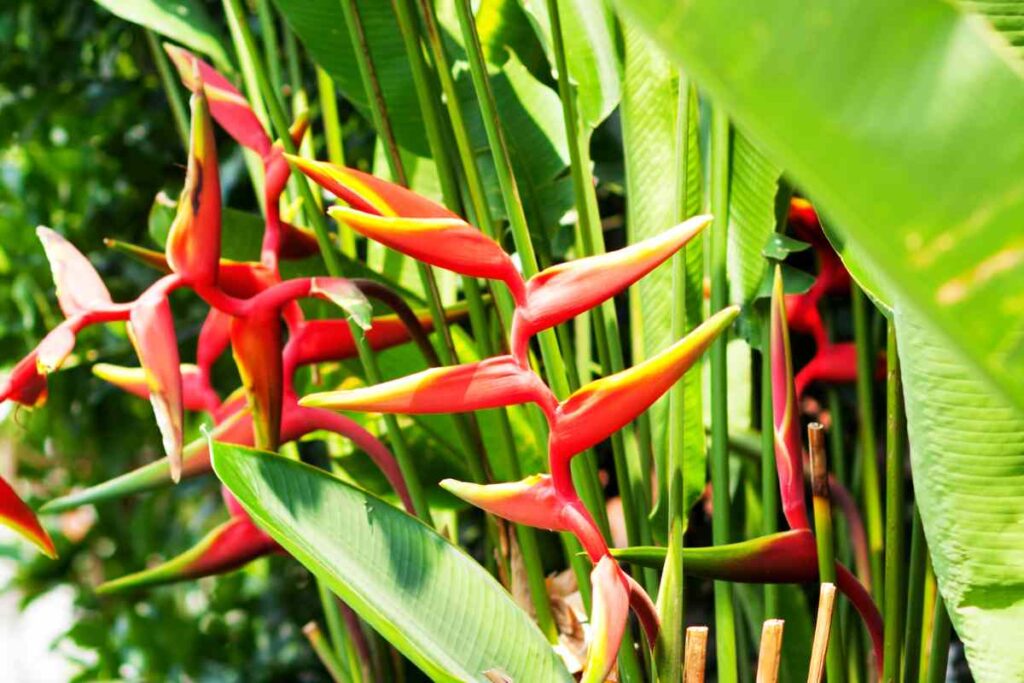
[0,48,426,581]
[287,152,736,681]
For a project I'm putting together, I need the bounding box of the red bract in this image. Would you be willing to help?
[770,267,884,671]
[293,157,711,367]
[295,161,735,679]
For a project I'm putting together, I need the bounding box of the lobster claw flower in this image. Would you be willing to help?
[165,76,222,287]
[299,356,555,416]
[325,206,525,300]
[583,556,631,683]
[770,267,811,531]
[0,475,56,558]
[551,306,739,459]
[164,44,271,156]
[512,216,711,358]
[128,289,184,482]
[97,487,277,593]
[37,226,112,317]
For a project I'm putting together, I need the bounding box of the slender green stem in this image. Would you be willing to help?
[925,593,952,683]
[255,0,282,94]
[809,423,847,683]
[317,582,360,682]
[544,0,654,599]
[146,29,189,150]
[654,73,701,682]
[221,0,431,522]
[903,505,927,683]
[760,322,780,618]
[708,106,738,683]
[304,621,351,683]
[852,283,884,600]
[883,321,905,682]
[316,67,355,256]
[451,0,607,532]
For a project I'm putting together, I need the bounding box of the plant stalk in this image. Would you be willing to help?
[883,321,905,682]
[924,592,951,683]
[902,505,926,683]
[852,283,884,599]
[761,318,780,619]
[304,621,350,683]
[709,105,738,682]
[146,29,190,150]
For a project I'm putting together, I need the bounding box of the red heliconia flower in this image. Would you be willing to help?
[0,475,56,559]
[299,186,740,682]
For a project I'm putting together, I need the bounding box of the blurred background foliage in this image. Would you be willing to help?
[0,1,353,679]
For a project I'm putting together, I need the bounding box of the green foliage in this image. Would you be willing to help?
[212,442,573,682]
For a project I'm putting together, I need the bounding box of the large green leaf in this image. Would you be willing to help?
[897,308,1024,682]
[613,0,1024,415]
[272,0,430,156]
[518,0,621,130]
[93,0,232,69]
[727,130,780,309]
[212,443,571,683]
[620,26,704,514]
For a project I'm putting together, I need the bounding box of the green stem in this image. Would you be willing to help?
[809,423,846,683]
[883,321,905,682]
[925,593,951,683]
[255,0,282,94]
[543,0,654,600]
[760,321,780,619]
[451,0,607,535]
[316,67,355,256]
[902,505,926,683]
[318,582,361,682]
[708,106,737,683]
[304,621,351,683]
[852,283,884,600]
[221,0,431,522]
[146,29,189,150]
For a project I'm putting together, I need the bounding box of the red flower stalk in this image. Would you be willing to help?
[771,267,884,671]
[294,157,738,681]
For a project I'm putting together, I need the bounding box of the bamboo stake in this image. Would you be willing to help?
[756,619,786,683]
[684,626,709,683]
[810,424,846,682]
[808,583,838,683]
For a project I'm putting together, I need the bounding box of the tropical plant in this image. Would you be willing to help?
[1,0,1020,681]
